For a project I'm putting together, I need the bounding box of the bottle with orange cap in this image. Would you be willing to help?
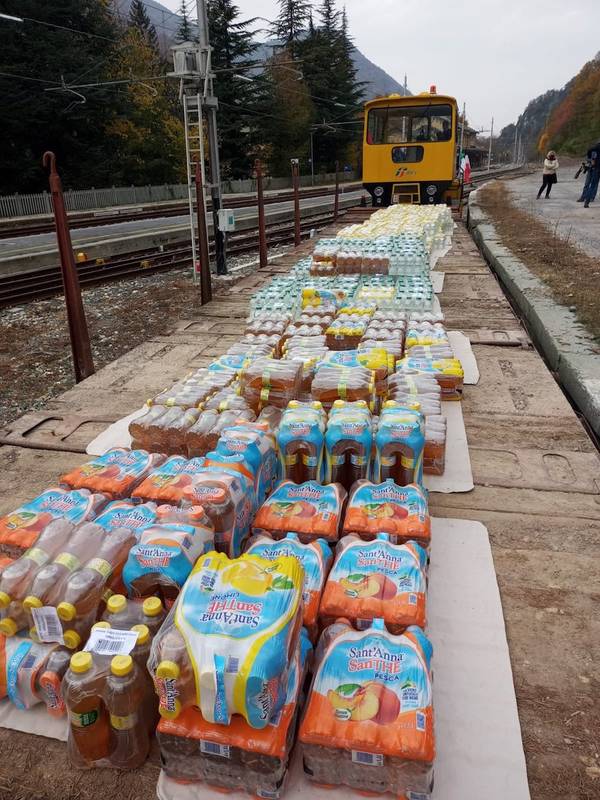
[36,647,72,717]
[63,651,112,766]
[105,654,150,768]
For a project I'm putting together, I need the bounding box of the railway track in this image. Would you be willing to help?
[0,211,340,307]
[1,167,529,308]
[0,183,362,240]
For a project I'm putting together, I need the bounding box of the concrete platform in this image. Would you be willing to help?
[0,223,599,800]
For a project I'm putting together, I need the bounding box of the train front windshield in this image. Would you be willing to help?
[367,104,454,146]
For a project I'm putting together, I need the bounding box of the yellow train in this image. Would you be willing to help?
[362,87,461,206]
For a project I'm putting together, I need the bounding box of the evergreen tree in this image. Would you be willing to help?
[207,0,260,177]
[318,0,340,36]
[0,0,121,192]
[175,0,194,43]
[275,0,310,56]
[129,0,159,51]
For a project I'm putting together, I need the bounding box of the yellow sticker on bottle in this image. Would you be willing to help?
[24,547,49,567]
[87,558,113,580]
[110,712,137,730]
[55,552,81,572]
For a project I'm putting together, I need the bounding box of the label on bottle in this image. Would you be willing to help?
[284,454,298,465]
[260,387,270,403]
[54,552,81,572]
[23,547,49,567]
[31,606,64,644]
[87,558,113,580]
[200,740,231,759]
[401,455,415,468]
[85,627,139,656]
[110,712,138,730]
[351,750,384,767]
[350,454,367,466]
[70,708,100,728]
[302,454,318,467]
[380,455,396,467]
[7,641,32,709]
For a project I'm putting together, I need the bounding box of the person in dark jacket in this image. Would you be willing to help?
[578,143,600,206]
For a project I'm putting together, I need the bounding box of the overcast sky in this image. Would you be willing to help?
[161,0,599,131]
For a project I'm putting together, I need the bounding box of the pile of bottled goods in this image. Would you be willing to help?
[0,204,461,797]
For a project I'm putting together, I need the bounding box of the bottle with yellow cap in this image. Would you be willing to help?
[130,624,159,733]
[105,654,150,768]
[63,651,112,765]
[0,519,73,612]
[55,527,136,643]
[102,593,135,628]
[140,596,166,636]
[23,523,106,616]
[152,625,196,720]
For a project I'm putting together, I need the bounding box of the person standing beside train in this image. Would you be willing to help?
[536,151,559,199]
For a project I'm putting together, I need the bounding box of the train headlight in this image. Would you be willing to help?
[426,184,437,196]
[374,186,384,197]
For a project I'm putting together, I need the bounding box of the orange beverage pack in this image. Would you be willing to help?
[61,449,165,499]
[253,480,346,543]
[319,533,428,633]
[0,488,107,549]
[299,619,434,798]
[131,456,208,505]
[343,479,431,547]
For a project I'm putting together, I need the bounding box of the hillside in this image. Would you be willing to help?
[541,54,600,155]
[496,88,567,160]
[115,0,409,98]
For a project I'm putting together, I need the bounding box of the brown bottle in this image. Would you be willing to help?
[23,522,106,612]
[63,651,112,766]
[57,527,136,650]
[105,654,150,768]
[130,623,159,734]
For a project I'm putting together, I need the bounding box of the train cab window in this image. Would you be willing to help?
[391,146,424,163]
[367,105,453,144]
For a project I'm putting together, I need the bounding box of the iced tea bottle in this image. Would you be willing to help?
[36,647,72,717]
[23,522,106,613]
[140,596,166,636]
[57,527,137,649]
[105,654,150,769]
[326,402,372,491]
[186,410,219,458]
[129,405,167,450]
[102,594,138,629]
[0,519,74,609]
[257,405,283,432]
[182,481,235,554]
[63,651,112,766]
[130,623,159,733]
[154,626,196,719]
[154,407,201,455]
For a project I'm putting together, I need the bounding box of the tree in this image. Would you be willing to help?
[175,0,195,43]
[129,0,159,51]
[207,0,260,177]
[104,26,186,185]
[274,0,310,56]
[0,0,122,192]
[299,1,364,172]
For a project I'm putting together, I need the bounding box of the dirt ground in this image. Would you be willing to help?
[478,181,600,342]
[0,249,288,429]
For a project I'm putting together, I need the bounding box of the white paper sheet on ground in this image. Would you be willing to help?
[429,240,452,270]
[448,330,479,384]
[85,407,147,456]
[431,294,442,315]
[157,518,530,800]
[0,699,68,741]
[431,271,445,293]
[424,400,473,493]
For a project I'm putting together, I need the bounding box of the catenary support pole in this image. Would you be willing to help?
[292,160,301,246]
[487,117,494,172]
[255,159,268,269]
[195,162,212,304]
[43,152,94,382]
[334,160,340,221]
[197,0,227,274]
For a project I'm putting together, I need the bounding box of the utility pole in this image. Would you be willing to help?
[513,124,519,165]
[487,116,494,172]
[403,74,407,96]
[458,102,466,166]
[196,0,227,274]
